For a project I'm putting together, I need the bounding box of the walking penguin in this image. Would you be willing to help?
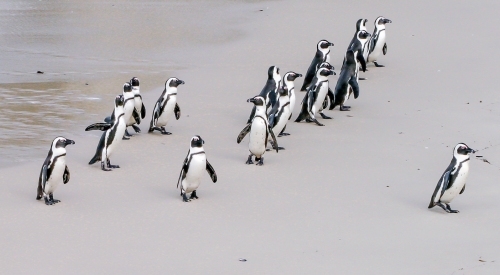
[128,77,146,133]
[301,39,334,91]
[36,136,75,205]
[149,77,184,135]
[368,16,392,67]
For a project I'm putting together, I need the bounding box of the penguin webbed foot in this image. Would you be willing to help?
[340,105,351,111]
[122,136,131,140]
[320,113,332,119]
[160,127,172,135]
[256,157,264,166]
[101,162,112,171]
[311,118,324,126]
[182,193,191,202]
[107,160,120,169]
[44,197,54,205]
[359,77,367,80]
[245,155,254,164]
[124,129,133,137]
[446,204,459,213]
[131,125,141,133]
[190,191,199,200]
[278,133,290,137]
[374,62,385,67]
[49,194,60,204]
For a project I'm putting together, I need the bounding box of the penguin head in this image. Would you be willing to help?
[454,143,476,156]
[278,86,289,97]
[316,67,335,78]
[317,40,334,51]
[130,77,140,87]
[284,71,302,82]
[115,95,125,107]
[318,62,334,70]
[166,77,185,88]
[356,19,368,31]
[375,16,392,26]
[247,96,265,106]
[123,82,132,93]
[190,135,204,148]
[268,66,280,79]
[52,136,75,150]
[357,30,371,40]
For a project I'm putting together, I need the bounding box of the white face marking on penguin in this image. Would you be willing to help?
[454,143,475,156]
[191,135,204,147]
[123,82,132,92]
[52,136,75,150]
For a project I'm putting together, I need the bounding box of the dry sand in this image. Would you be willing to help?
[1,0,500,274]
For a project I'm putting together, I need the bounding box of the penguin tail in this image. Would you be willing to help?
[36,194,42,200]
[428,201,436,209]
[294,112,306,123]
[89,154,100,165]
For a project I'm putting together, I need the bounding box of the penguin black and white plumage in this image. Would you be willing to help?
[367,16,392,67]
[348,19,369,61]
[346,30,370,82]
[36,136,75,205]
[128,77,146,134]
[105,83,140,140]
[268,86,290,150]
[280,71,302,136]
[247,66,281,123]
[148,77,184,135]
[428,143,475,213]
[331,50,363,111]
[177,135,217,202]
[294,67,335,126]
[238,96,278,166]
[87,95,127,171]
[300,39,334,91]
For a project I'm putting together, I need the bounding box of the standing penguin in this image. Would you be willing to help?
[128,77,146,133]
[428,143,475,213]
[347,19,369,61]
[346,30,370,81]
[331,50,363,111]
[36,136,75,205]
[294,67,335,126]
[368,16,392,67]
[177,135,217,202]
[247,66,281,123]
[268,86,291,150]
[86,95,126,171]
[105,83,139,140]
[280,71,302,136]
[238,96,278,166]
[301,39,334,91]
[149,77,184,135]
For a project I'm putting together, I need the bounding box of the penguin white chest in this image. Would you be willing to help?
[440,163,469,203]
[157,96,176,126]
[289,91,296,112]
[313,83,328,113]
[273,105,291,135]
[183,154,206,193]
[45,156,66,194]
[106,117,126,158]
[249,118,267,156]
[369,31,386,62]
[123,99,135,126]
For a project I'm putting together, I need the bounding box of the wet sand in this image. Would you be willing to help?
[1,0,500,274]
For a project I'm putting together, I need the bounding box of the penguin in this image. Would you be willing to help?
[280,71,302,136]
[128,77,146,133]
[247,66,281,123]
[428,143,475,213]
[104,83,140,140]
[238,96,278,166]
[345,30,370,82]
[36,136,75,205]
[177,135,217,202]
[347,19,369,62]
[268,86,291,150]
[331,50,364,111]
[149,77,184,135]
[300,39,334,91]
[86,95,126,171]
[294,67,335,126]
[367,16,392,67]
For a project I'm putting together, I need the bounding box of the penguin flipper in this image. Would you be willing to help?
[428,171,451,208]
[383,43,387,55]
[177,151,190,188]
[460,184,466,194]
[268,126,279,153]
[85,123,112,131]
[37,164,48,199]
[89,133,106,165]
[357,51,367,72]
[327,88,335,110]
[348,77,360,99]
[206,160,217,183]
[132,108,141,124]
[174,103,181,120]
[63,165,70,184]
[237,124,252,144]
[141,103,146,119]
[150,101,162,130]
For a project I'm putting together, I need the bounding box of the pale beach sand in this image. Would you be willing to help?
[1,0,500,274]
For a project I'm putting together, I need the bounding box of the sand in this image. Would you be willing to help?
[1,0,500,274]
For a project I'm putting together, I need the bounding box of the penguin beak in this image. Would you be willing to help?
[296,73,303,77]
[177,80,185,85]
[328,70,336,76]
[328,42,334,47]
[467,148,476,154]
[65,139,75,145]
[247,98,256,103]
[384,19,392,23]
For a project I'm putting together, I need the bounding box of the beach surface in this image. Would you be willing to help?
[1,0,500,274]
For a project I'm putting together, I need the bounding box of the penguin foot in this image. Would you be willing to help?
[132,125,141,133]
[160,127,172,135]
[190,191,199,200]
[436,202,452,213]
[374,62,385,67]
[305,118,313,123]
[446,204,459,213]
[124,130,133,137]
[359,77,367,80]
[320,113,332,119]
[339,105,351,111]
[277,147,285,150]
[108,165,120,168]
[122,136,131,140]
[278,133,290,137]
[245,155,254,164]
[311,118,324,126]
[182,193,191,202]
[44,197,54,205]
[49,194,60,204]
[256,157,264,166]
[101,162,112,171]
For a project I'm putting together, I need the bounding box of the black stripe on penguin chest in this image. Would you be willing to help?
[107,114,124,147]
[47,153,66,181]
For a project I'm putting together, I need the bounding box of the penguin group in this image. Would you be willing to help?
[34,16,478,213]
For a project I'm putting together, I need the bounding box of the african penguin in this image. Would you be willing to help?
[348,19,369,62]
[301,39,334,91]
[294,67,335,126]
[268,86,291,150]
[87,95,126,171]
[104,83,139,140]
[346,30,370,81]
[331,50,363,111]
[368,16,392,67]
[428,143,475,213]
[280,71,302,136]
[128,77,146,134]
[149,77,184,135]
[36,136,75,205]
[177,135,217,202]
[247,66,281,123]
[238,96,278,166]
